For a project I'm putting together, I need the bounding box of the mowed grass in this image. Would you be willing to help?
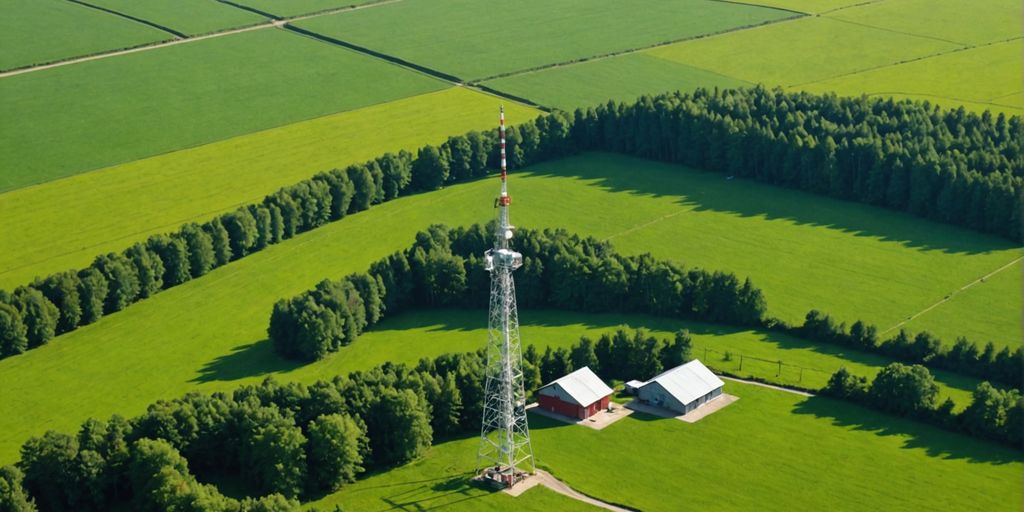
[301,436,597,511]
[483,53,749,111]
[0,27,446,192]
[0,154,1015,464]
[0,0,168,70]
[645,16,959,87]
[87,0,268,35]
[294,0,795,81]
[826,0,1023,46]
[232,0,378,18]
[531,381,1022,511]
[0,88,538,289]
[801,39,1024,114]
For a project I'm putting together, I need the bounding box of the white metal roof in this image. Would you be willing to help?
[641,359,724,405]
[540,366,613,407]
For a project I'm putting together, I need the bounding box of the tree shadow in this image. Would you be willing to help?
[191,338,303,383]
[792,395,1022,465]
[522,153,1016,255]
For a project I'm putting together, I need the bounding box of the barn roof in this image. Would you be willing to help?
[641,359,724,405]
[540,366,613,407]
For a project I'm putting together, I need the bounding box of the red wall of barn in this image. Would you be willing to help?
[539,395,609,420]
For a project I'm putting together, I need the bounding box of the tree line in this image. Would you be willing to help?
[572,86,1022,241]
[269,223,765,361]
[0,349,494,512]
[796,310,1021,390]
[824,363,1022,448]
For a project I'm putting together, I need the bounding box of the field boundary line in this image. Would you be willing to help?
[602,209,689,243]
[817,0,888,15]
[0,0,404,78]
[880,255,1024,336]
[839,90,1022,111]
[720,375,815,396]
[65,0,188,38]
[215,0,281,19]
[822,15,968,47]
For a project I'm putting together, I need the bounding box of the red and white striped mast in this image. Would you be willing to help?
[496,106,513,250]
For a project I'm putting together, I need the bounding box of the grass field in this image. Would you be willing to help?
[827,0,1023,46]
[0,153,1014,464]
[801,39,1024,114]
[0,27,446,192]
[532,381,1022,511]
[482,53,749,111]
[0,88,538,289]
[646,16,959,87]
[729,0,864,13]
[87,0,268,35]
[232,0,378,17]
[0,0,168,70]
[301,436,597,511]
[295,0,795,81]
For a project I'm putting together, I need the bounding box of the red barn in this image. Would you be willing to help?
[536,366,613,420]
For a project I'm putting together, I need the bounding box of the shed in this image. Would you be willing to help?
[537,366,613,420]
[637,359,724,415]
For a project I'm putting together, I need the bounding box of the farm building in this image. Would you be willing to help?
[537,366,613,420]
[636,360,724,415]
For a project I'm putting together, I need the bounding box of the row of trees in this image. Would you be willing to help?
[798,310,1021,389]
[269,223,765,360]
[824,364,1022,448]
[3,349,494,511]
[0,108,580,361]
[572,87,1022,240]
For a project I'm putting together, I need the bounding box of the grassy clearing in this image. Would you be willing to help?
[231,0,378,18]
[532,381,1022,511]
[0,153,1013,464]
[86,0,268,35]
[801,39,1024,114]
[482,53,749,111]
[0,27,445,192]
[902,259,1022,349]
[294,0,795,80]
[645,15,959,87]
[0,88,538,289]
[0,0,167,70]
[826,0,1022,46]
[301,436,596,511]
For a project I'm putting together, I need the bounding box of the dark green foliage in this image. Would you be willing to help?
[18,431,80,511]
[250,205,274,251]
[221,207,259,260]
[822,367,869,402]
[660,329,693,370]
[269,296,343,362]
[124,243,164,299]
[377,151,413,201]
[33,272,81,334]
[444,135,474,183]
[146,234,191,288]
[204,217,233,267]
[0,301,28,357]
[314,169,354,221]
[411,145,449,191]
[346,273,385,326]
[363,389,432,466]
[346,164,376,213]
[240,414,306,498]
[179,223,216,278]
[92,253,139,314]
[569,336,600,373]
[0,465,36,512]
[305,414,365,493]
[540,346,572,384]
[75,268,107,326]
[11,287,58,349]
[869,363,939,416]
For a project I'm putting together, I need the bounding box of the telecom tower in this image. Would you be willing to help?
[476,107,534,487]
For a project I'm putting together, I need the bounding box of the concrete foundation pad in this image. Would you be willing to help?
[527,402,634,430]
[625,394,738,423]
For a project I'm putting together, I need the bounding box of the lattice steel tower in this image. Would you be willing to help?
[476,107,534,487]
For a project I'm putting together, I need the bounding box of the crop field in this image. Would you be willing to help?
[294,0,796,81]
[728,0,864,13]
[827,0,1022,46]
[532,381,1022,511]
[801,39,1024,114]
[0,153,1013,464]
[0,0,168,71]
[483,53,749,111]
[0,88,538,289]
[232,0,379,18]
[0,27,446,192]
[87,0,268,35]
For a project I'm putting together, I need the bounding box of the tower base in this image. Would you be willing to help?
[474,465,530,489]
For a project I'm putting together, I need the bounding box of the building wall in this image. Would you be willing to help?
[538,394,582,419]
[638,382,724,414]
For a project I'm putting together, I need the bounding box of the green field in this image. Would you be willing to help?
[482,53,749,111]
[646,16,959,87]
[827,0,1022,46]
[0,153,1015,464]
[0,27,446,192]
[0,88,538,289]
[232,0,378,17]
[87,0,268,35]
[801,39,1024,114]
[729,0,864,13]
[295,0,795,81]
[0,0,168,70]
[532,381,1022,511]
